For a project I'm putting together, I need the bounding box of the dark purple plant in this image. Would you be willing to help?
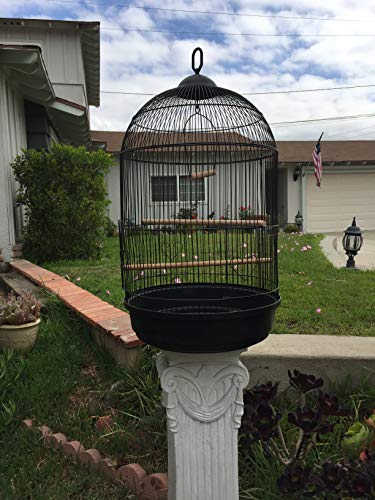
[287,406,318,435]
[317,392,350,417]
[340,452,375,498]
[241,369,353,490]
[244,381,279,405]
[319,461,347,492]
[342,474,373,498]
[360,450,375,478]
[277,463,321,495]
[288,369,324,393]
[288,407,332,436]
[242,401,279,442]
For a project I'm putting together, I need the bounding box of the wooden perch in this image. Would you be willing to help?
[190,169,216,180]
[125,257,272,271]
[141,218,267,227]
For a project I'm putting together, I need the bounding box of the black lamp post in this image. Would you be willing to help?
[342,217,363,268]
[295,211,303,231]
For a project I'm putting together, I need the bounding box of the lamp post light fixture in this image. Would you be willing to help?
[342,217,363,269]
[293,165,301,181]
[295,211,303,231]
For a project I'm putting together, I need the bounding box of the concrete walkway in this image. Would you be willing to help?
[241,334,375,391]
[321,230,375,270]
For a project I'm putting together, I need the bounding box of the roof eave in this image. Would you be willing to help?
[78,22,100,107]
[0,18,100,107]
[0,44,91,147]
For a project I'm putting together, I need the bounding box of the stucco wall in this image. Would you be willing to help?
[0,71,27,260]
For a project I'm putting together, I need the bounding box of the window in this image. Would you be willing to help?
[151,176,177,202]
[179,176,205,202]
[151,175,206,203]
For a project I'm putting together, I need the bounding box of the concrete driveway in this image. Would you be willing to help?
[321,230,375,270]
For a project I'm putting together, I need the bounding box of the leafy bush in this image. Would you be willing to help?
[12,144,112,261]
[239,204,255,220]
[0,292,42,326]
[175,202,198,219]
[284,224,300,233]
[105,216,118,237]
[219,204,231,220]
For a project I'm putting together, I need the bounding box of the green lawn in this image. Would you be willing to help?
[0,297,166,499]
[45,233,375,337]
[2,233,375,498]
[1,296,375,499]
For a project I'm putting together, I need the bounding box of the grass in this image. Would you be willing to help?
[0,296,166,499]
[1,294,375,498]
[44,233,375,336]
[2,231,374,498]
[1,305,374,500]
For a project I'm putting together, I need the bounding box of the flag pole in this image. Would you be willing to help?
[303,132,324,177]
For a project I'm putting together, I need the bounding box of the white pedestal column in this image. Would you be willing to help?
[156,350,249,500]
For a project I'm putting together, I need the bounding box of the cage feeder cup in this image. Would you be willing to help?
[119,47,280,500]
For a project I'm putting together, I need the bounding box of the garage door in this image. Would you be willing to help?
[305,172,375,233]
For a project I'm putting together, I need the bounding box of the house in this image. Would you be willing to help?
[93,131,375,234]
[0,18,100,261]
[91,130,124,225]
[278,141,375,233]
[92,130,271,225]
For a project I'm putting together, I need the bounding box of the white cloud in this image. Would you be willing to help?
[1,0,375,139]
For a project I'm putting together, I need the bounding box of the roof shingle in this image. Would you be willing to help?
[277,141,375,163]
[91,130,125,153]
[91,131,375,163]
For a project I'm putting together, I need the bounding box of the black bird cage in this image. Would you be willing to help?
[119,48,280,353]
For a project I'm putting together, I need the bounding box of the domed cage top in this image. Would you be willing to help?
[119,48,280,353]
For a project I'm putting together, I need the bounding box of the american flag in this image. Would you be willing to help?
[312,132,324,187]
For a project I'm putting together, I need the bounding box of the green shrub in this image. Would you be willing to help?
[12,144,112,261]
[175,201,198,220]
[105,216,118,237]
[284,224,299,233]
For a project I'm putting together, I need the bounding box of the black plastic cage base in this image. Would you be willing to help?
[125,284,280,353]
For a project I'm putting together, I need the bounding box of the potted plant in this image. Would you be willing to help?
[0,292,42,351]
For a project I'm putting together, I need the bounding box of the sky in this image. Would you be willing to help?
[1,0,375,140]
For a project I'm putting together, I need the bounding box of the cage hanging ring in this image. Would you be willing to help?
[192,47,203,74]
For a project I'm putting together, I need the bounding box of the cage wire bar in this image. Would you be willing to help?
[119,48,280,353]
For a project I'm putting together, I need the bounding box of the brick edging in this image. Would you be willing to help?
[21,419,167,500]
[10,260,143,351]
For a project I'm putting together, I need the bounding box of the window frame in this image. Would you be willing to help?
[150,174,207,205]
[150,175,178,203]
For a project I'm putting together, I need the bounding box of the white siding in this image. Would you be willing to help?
[123,152,266,224]
[106,155,121,224]
[286,166,301,223]
[0,71,27,260]
[52,83,86,107]
[305,171,375,233]
[0,26,87,105]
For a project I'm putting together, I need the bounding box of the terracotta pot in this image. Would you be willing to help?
[0,318,40,351]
